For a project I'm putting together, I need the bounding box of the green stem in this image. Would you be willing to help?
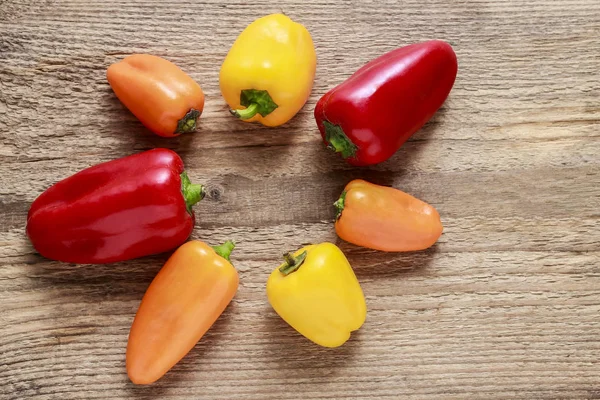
[279,251,308,276]
[180,171,205,214]
[212,240,235,262]
[323,120,358,159]
[334,191,346,220]
[175,109,201,134]
[230,103,259,120]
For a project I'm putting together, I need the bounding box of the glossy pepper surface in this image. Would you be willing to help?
[335,179,443,252]
[107,54,205,137]
[315,40,457,166]
[127,240,238,385]
[220,13,316,127]
[266,242,366,348]
[26,149,204,264]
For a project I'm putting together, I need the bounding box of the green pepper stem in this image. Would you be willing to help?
[212,240,235,262]
[180,171,205,214]
[323,120,358,159]
[334,191,346,220]
[279,251,308,276]
[230,103,259,120]
[175,108,201,134]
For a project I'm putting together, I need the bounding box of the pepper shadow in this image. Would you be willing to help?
[100,88,166,144]
[24,243,172,301]
[259,303,362,382]
[337,240,441,282]
[410,104,450,142]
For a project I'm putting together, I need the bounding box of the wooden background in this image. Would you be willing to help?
[1,0,599,398]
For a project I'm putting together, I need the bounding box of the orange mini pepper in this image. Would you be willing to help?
[334,179,443,252]
[126,240,238,385]
[107,54,205,137]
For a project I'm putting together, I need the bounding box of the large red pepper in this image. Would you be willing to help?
[26,149,204,264]
[314,40,458,166]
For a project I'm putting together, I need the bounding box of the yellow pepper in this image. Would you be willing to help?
[266,242,367,348]
[219,13,317,127]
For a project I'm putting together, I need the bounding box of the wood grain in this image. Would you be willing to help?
[1,0,599,398]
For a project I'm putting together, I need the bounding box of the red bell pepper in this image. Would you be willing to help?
[314,40,458,166]
[26,148,204,264]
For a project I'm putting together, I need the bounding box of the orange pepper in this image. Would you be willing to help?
[107,54,205,137]
[334,179,443,252]
[126,240,238,384]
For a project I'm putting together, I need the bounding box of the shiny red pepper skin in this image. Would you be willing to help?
[314,40,458,166]
[26,148,204,264]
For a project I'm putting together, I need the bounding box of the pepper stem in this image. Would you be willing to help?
[279,251,308,276]
[176,109,201,134]
[180,171,205,214]
[231,89,278,119]
[230,103,259,120]
[334,191,346,220]
[212,240,235,262]
[323,121,358,159]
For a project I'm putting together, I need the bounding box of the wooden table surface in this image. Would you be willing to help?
[1,0,599,398]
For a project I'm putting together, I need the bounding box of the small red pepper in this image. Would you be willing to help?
[314,40,458,166]
[26,149,204,264]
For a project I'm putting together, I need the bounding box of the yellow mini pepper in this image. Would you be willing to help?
[266,242,367,348]
[219,13,317,127]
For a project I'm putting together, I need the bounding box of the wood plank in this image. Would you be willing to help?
[2,251,599,399]
[1,0,599,398]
